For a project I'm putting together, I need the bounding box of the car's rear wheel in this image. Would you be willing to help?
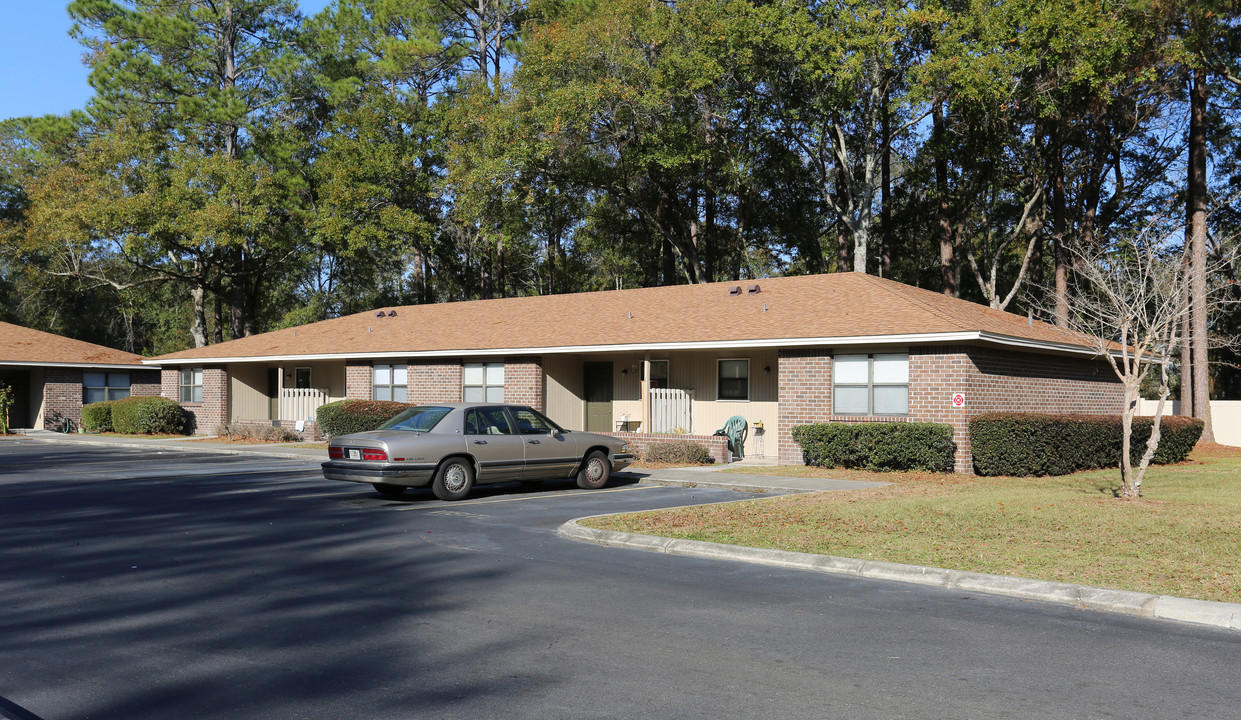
[433,458,475,501]
[372,482,407,499]
[576,451,610,490]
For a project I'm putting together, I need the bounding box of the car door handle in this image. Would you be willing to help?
[473,440,487,445]
[527,440,540,445]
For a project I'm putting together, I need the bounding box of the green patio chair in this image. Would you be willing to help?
[714,415,749,460]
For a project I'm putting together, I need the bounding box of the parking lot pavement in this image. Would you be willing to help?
[4,440,1240,720]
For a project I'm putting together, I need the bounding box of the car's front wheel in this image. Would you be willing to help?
[372,482,407,499]
[433,457,476,501]
[576,451,610,490]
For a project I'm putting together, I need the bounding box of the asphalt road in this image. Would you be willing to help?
[1,439,1238,720]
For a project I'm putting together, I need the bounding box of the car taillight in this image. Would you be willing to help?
[328,446,343,459]
[362,448,388,461]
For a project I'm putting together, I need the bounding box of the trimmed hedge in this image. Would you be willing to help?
[109,396,190,435]
[642,440,714,465]
[317,399,411,438]
[81,402,114,432]
[791,422,956,472]
[970,413,1205,476]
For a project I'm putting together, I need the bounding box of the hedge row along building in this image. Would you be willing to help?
[145,273,1125,472]
[0,321,160,431]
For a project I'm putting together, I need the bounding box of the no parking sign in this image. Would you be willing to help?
[951,392,966,408]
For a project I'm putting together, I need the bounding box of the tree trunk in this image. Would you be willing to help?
[190,284,209,348]
[934,101,954,296]
[1027,126,1046,317]
[1180,256,1193,417]
[1189,67,1214,441]
[835,163,851,272]
[1050,122,1069,327]
[881,99,891,279]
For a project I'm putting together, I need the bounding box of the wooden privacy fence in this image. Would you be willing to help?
[281,387,329,423]
[650,388,693,433]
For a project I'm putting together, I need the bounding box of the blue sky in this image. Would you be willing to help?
[0,1,333,121]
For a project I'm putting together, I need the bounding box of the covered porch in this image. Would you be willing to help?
[226,360,347,436]
[542,349,778,460]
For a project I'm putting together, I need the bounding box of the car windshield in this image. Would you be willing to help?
[378,406,451,432]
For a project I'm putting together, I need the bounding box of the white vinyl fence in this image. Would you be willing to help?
[1135,399,1241,448]
[650,388,693,433]
[281,387,329,423]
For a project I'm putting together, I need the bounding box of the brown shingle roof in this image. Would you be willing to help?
[150,273,1099,362]
[0,321,146,367]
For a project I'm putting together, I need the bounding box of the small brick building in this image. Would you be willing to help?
[147,273,1124,472]
[0,321,160,431]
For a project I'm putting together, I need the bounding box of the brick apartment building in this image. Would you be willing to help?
[0,321,160,431]
[147,273,1125,473]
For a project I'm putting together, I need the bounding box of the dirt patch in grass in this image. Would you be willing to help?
[587,445,1241,603]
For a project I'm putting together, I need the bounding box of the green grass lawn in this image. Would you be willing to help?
[585,445,1241,603]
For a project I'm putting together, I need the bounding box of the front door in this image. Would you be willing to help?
[266,368,279,420]
[583,362,613,432]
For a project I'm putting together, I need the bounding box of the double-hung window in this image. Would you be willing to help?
[833,354,909,415]
[373,364,408,402]
[180,368,203,403]
[463,362,504,402]
[84,372,130,404]
[717,359,749,401]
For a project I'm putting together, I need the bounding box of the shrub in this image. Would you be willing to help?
[216,423,302,443]
[791,422,956,472]
[81,402,114,432]
[317,399,411,438]
[970,413,1204,476]
[110,396,190,435]
[642,440,714,465]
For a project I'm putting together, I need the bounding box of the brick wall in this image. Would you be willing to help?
[777,349,832,464]
[345,360,372,400]
[603,432,732,465]
[163,366,228,434]
[505,356,544,411]
[407,359,463,403]
[130,369,161,397]
[777,345,1125,473]
[41,368,83,430]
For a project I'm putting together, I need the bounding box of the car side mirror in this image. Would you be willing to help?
[549,427,560,438]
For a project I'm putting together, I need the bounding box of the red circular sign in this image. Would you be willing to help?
[952,393,966,408]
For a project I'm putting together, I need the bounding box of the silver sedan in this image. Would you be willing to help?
[322,403,634,500]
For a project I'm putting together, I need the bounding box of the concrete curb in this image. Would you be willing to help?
[558,518,1241,632]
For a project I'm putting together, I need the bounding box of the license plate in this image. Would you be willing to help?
[347,448,361,460]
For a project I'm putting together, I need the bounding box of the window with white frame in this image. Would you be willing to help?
[717,359,749,401]
[463,362,504,402]
[180,368,203,403]
[373,364,408,402]
[832,353,909,415]
[84,372,130,404]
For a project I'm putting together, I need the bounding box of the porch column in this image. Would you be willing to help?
[641,355,651,433]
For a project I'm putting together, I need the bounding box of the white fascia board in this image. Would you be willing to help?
[2,360,148,370]
[147,331,1095,365]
